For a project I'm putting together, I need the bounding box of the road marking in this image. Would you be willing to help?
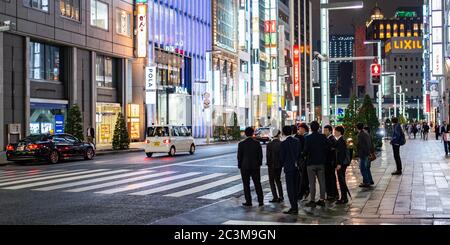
[222,220,303,225]
[199,175,269,200]
[166,175,242,197]
[3,170,130,190]
[96,172,202,194]
[0,169,107,187]
[130,173,226,196]
[0,169,76,182]
[177,164,268,169]
[33,170,152,191]
[144,153,235,170]
[65,171,176,192]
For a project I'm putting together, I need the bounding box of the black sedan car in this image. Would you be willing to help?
[6,134,95,164]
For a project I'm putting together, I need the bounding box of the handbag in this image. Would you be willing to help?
[368,152,377,162]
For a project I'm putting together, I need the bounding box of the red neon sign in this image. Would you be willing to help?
[293,45,300,97]
[264,20,276,33]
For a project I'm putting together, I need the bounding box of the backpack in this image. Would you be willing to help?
[399,126,406,146]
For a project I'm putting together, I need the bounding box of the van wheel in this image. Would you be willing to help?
[168,146,176,157]
[146,152,153,158]
[48,150,59,164]
[189,144,195,155]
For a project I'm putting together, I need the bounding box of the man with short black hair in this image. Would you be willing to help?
[238,127,264,207]
[323,125,338,201]
[391,117,405,175]
[266,129,283,203]
[280,126,300,214]
[304,121,330,208]
[296,123,310,200]
[357,123,374,187]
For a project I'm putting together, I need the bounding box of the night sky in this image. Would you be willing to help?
[311,0,424,46]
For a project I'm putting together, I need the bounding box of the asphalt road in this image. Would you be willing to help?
[0,143,270,224]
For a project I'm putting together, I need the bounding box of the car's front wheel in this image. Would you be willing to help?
[189,144,195,155]
[48,150,59,164]
[168,146,176,157]
[84,147,95,160]
[146,152,153,158]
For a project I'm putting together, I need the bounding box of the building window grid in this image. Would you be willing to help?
[29,42,61,82]
[26,0,49,12]
[60,0,80,21]
[90,0,108,30]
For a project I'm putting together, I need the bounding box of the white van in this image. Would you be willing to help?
[144,126,195,157]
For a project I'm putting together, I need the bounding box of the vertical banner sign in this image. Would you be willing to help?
[136,4,147,58]
[293,45,300,97]
[55,115,64,134]
[145,66,156,104]
[426,93,431,113]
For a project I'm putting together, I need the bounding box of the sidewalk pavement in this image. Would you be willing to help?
[153,136,450,225]
[0,138,236,164]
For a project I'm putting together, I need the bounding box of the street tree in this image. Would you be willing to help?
[112,112,130,150]
[342,95,360,150]
[358,94,381,148]
[65,104,84,140]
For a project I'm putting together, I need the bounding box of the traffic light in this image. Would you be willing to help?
[371,63,381,85]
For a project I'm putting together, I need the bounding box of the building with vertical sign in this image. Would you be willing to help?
[0,0,134,149]
[132,0,212,138]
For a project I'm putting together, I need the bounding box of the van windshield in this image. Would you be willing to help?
[147,127,170,137]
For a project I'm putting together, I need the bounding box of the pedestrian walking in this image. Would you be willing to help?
[435,123,440,140]
[86,126,95,146]
[280,126,300,214]
[303,121,330,208]
[391,118,406,175]
[357,123,374,187]
[295,123,310,200]
[237,127,264,207]
[423,122,430,141]
[266,129,284,203]
[441,122,450,156]
[334,126,351,204]
[323,125,338,201]
[412,123,418,139]
[407,124,412,139]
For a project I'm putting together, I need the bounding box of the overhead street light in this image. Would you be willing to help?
[382,72,397,117]
[320,0,363,126]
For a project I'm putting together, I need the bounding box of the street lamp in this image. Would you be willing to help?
[364,40,383,121]
[334,94,342,124]
[416,98,420,122]
[320,1,363,125]
[382,72,397,117]
[396,85,403,118]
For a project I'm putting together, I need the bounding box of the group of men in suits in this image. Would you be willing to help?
[237,121,351,215]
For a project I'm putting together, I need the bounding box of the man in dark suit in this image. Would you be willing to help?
[266,129,283,203]
[295,123,309,200]
[357,123,374,187]
[334,126,350,204]
[323,125,338,201]
[304,121,330,208]
[238,127,264,207]
[280,126,300,214]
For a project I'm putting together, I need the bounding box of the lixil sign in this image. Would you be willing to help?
[385,37,423,54]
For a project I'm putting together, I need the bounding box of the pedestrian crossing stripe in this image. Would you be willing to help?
[65,171,176,193]
[130,173,227,196]
[0,169,83,182]
[33,170,153,191]
[0,169,66,181]
[165,174,242,197]
[3,170,129,190]
[0,169,107,187]
[0,169,270,200]
[95,172,202,194]
[199,175,270,200]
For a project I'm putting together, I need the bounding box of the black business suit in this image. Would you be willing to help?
[325,134,338,199]
[266,138,283,200]
[238,137,264,205]
[280,136,300,210]
[295,134,309,198]
[335,136,349,201]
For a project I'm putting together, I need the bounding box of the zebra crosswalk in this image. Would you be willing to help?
[0,168,269,200]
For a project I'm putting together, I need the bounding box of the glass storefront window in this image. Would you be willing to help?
[29,42,61,81]
[96,103,121,144]
[30,103,67,135]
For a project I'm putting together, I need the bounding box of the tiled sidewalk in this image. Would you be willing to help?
[153,137,450,225]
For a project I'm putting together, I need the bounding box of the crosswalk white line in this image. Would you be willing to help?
[0,169,107,187]
[0,169,84,183]
[223,220,303,225]
[0,169,65,181]
[96,172,202,194]
[199,175,269,200]
[65,171,176,192]
[165,175,242,197]
[144,154,235,170]
[3,170,130,190]
[33,170,153,191]
[130,173,227,196]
